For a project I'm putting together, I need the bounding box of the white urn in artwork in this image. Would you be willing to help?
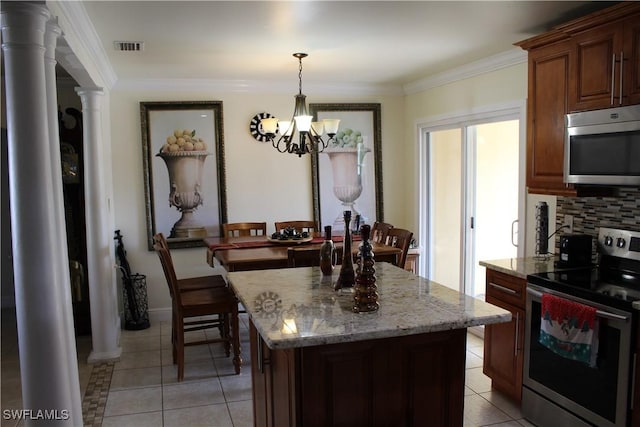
[324,141,370,231]
[157,149,210,238]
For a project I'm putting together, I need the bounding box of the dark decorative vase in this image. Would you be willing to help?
[319,225,335,276]
[353,224,379,312]
[334,211,355,290]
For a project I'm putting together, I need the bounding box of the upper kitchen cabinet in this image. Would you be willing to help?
[522,39,574,195]
[565,4,640,111]
[516,2,640,196]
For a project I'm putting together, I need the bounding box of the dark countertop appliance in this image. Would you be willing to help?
[523,227,640,427]
[558,233,593,268]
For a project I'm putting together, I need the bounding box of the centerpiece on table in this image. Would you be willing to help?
[156,129,210,238]
[323,128,370,231]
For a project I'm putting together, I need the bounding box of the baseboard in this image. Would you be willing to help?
[87,347,122,364]
[148,307,171,324]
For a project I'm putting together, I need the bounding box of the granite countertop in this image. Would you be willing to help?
[479,256,560,279]
[227,262,511,350]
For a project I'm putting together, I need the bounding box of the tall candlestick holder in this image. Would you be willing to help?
[334,211,355,290]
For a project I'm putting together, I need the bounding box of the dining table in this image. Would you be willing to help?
[203,234,402,272]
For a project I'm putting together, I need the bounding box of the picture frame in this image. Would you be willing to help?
[309,103,383,232]
[140,101,227,250]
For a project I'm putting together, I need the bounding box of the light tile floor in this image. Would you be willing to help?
[1,308,535,426]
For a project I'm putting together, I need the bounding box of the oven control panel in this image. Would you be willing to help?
[598,227,640,261]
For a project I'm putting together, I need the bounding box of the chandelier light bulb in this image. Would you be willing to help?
[261,117,279,134]
[294,115,313,132]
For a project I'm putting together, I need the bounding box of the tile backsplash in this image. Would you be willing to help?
[554,186,640,253]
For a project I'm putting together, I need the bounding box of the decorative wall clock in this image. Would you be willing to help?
[249,112,275,142]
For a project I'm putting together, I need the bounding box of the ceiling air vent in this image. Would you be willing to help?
[114,41,144,52]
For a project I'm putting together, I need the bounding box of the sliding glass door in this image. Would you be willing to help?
[419,107,524,299]
[429,128,463,291]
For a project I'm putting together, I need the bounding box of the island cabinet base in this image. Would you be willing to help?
[249,321,467,427]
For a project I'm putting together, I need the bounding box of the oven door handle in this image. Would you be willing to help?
[526,287,630,321]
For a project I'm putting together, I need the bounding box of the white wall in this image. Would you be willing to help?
[108,88,404,316]
[404,61,556,259]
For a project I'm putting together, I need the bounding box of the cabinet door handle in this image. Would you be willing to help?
[488,282,517,295]
[619,51,624,105]
[514,312,520,357]
[611,53,616,106]
[257,334,265,373]
[632,352,637,410]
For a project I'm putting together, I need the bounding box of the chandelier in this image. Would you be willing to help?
[261,53,340,157]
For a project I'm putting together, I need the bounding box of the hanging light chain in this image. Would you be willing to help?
[298,56,303,95]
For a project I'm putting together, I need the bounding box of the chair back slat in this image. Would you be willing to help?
[223,222,267,237]
[287,247,318,268]
[385,228,413,268]
[275,220,316,234]
[371,221,394,244]
[153,233,181,304]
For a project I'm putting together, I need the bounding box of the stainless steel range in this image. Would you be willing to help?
[524,227,640,427]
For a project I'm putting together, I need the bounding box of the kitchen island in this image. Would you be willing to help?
[227,262,511,427]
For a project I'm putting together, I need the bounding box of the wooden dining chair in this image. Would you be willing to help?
[223,222,267,237]
[287,247,318,268]
[154,233,228,291]
[385,228,413,269]
[275,220,317,234]
[371,221,394,244]
[153,234,241,381]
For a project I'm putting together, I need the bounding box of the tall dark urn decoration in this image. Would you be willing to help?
[334,210,355,290]
[353,224,379,313]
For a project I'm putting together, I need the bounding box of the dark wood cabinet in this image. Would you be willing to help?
[516,2,640,196]
[626,16,640,107]
[250,320,466,427]
[569,11,640,111]
[522,39,574,195]
[483,269,526,402]
[404,249,419,275]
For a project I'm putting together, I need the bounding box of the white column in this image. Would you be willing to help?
[76,87,122,362]
[1,2,81,424]
[44,16,84,421]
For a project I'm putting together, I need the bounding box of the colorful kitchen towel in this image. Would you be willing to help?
[539,293,598,367]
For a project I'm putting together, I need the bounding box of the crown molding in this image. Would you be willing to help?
[113,78,405,97]
[48,1,118,89]
[403,49,527,95]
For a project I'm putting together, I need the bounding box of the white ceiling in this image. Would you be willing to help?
[74,1,611,90]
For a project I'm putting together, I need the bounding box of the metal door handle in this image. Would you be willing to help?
[526,287,630,321]
[619,51,624,105]
[489,282,517,295]
[611,53,616,105]
[511,219,518,247]
[632,353,637,410]
[257,334,264,373]
[514,312,520,357]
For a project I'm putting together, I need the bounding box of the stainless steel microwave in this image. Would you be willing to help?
[564,104,640,186]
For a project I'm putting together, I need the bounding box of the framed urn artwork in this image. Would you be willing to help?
[140,101,227,250]
[309,103,383,233]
